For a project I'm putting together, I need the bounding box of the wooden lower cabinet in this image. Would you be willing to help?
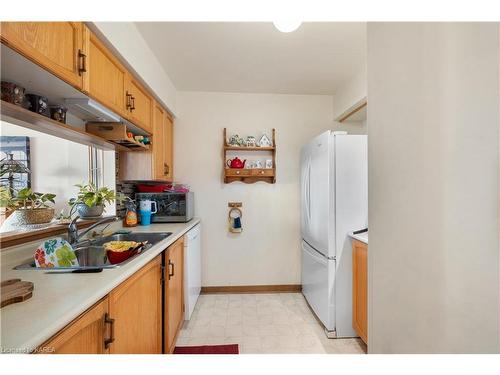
[41,298,109,354]
[39,255,163,354]
[109,255,162,354]
[352,239,368,344]
[36,239,190,355]
[164,237,184,353]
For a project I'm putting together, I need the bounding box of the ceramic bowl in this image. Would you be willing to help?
[106,248,137,265]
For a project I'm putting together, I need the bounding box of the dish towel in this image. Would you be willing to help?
[34,237,79,268]
[228,208,243,233]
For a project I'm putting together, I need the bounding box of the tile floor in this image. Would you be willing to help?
[176,293,367,354]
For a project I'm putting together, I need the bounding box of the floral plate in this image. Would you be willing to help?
[34,237,79,268]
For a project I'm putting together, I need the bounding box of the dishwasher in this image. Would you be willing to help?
[184,223,201,320]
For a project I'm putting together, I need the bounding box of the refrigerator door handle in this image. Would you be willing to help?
[306,159,312,222]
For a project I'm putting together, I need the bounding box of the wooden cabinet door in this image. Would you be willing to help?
[0,22,85,90]
[164,237,184,353]
[152,103,166,180]
[87,30,128,117]
[108,255,162,354]
[352,240,368,344]
[163,113,174,180]
[126,75,153,132]
[41,298,109,354]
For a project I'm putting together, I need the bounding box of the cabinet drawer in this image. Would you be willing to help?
[251,168,274,177]
[225,168,251,177]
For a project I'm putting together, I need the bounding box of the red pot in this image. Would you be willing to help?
[107,248,137,264]
[136,183,171,193]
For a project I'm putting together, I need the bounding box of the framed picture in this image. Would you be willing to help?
[0,136,31,190]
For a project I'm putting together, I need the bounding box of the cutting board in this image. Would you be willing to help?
[1,279,34,308]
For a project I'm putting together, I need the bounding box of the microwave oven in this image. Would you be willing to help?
[135,192,194,223]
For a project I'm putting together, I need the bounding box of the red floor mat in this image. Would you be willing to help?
[173,344,239,354]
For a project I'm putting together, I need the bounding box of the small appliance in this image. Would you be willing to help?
[135,192,194,223]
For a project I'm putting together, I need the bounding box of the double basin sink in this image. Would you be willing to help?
[15,232,172,271]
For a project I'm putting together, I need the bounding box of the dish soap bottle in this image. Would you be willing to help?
[123,198,138,227]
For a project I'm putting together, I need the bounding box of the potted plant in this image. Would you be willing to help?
[0,187,56,225]
[68,183,118,219]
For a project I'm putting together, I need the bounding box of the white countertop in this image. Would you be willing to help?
[349,231,368,245]
[0,218,200,353]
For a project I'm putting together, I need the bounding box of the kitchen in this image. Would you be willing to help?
[1,11,500,367]
[0,21,367,355]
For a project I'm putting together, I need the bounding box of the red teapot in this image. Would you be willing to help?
[227,157,246,169]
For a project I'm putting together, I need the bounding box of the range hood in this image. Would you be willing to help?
[65,98,121,122]
[65,98,150,136]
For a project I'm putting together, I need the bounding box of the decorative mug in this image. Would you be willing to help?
[139,200,158,214]
[265,159,273,169]
[254,160,263,169]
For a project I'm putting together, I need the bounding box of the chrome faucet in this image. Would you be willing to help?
[67,216,119,245]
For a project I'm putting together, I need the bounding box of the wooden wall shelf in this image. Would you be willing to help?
[0,100,120,151]
[223,128,276,184]
[224,146,275,151]
[86,122,150,152]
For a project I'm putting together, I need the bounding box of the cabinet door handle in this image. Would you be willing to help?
[104,313,115,349]
[164,163,170,176]
[125,91,132,110]
[78,49,87,75]
[168,259,174,280]
[130,96,136,112]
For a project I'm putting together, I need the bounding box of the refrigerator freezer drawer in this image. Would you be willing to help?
[301,241,335,331]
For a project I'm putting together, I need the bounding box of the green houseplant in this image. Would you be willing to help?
[69,183,118,219]
[0,187,56,225]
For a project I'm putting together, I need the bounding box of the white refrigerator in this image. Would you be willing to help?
[300,131,367,338]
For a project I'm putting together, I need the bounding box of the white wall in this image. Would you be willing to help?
[90,22,178,116]
[175,91,347,286]
[332,63,367,121]
[340,119,367,135]
[1,122,90,214]
[368,23,500,353]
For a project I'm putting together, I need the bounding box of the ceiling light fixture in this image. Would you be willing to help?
[273,20,302,33]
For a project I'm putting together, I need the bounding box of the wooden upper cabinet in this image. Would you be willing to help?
[41,298,109,354]
[152,103,166,179]
[163,113,174,180]
[0,22,86,90]
[352,240,368,344]
[118,102,174,182]
[152,103,174,180]
[125,74,153,132]
[87,30,128,117]
[164,237,184,353]
[108,255,162,354]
